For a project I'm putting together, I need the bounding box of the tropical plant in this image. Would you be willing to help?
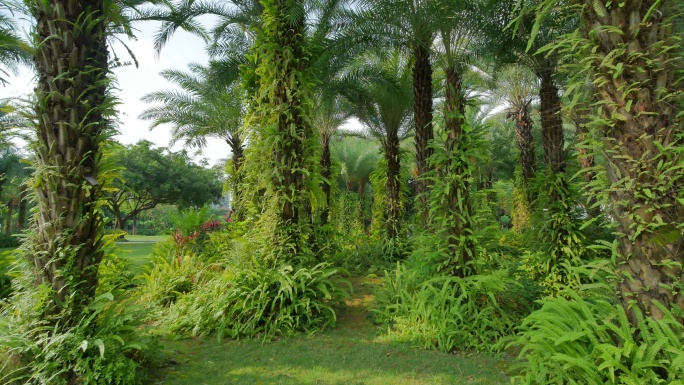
[344,50,413,240]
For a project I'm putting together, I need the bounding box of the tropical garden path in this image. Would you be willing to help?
[153,276,510,385]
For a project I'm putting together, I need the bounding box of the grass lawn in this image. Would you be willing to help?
[152,278,510,385]
[115,235,168,275]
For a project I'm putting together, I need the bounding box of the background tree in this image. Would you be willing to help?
[105,141,223,233]
[140,63,246,218]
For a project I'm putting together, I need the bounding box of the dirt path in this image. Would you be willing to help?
[335,276,382,330]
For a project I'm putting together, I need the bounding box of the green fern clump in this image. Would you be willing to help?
[510,291,684,384]
[373,264,530,352]
[161,262,349,339]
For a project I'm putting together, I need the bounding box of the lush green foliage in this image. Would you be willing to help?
[159,262,348,339]
[374,263,534,353]
[510,291,684,384]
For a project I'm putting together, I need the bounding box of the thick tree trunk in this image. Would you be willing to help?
[578,0,684,321]
[17,184,27,229]
[228,134,245,220]
[385,135,401,239]
[256,0,316,261]
[442,67,474,277]
[412,43,434,227]
[29,0,109,329]
[510,99,536,184]
[320,132,332,226]
[538,69,565,173]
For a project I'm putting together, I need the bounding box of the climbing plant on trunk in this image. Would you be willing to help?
[245,0,321,264]
[529,0,684,321]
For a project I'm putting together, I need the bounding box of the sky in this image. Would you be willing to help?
[2,18,230,166]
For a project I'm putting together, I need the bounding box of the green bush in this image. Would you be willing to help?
[138,253,212,308]
[161,262,349,339]
[330,238,395,275]
[0,292,152,385]
[373,264,531,352]
[509,291,684,385]
[0,233,19,248]
[0,250,15,300]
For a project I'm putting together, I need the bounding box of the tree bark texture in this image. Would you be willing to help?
[509,99,536,184]
[29,0,109,325]
[578,0,684,321]
[319,131,333,227]
[538,69,566,173]
[228,133,245,220]
[385,134,401,239]
[412,43,434,227]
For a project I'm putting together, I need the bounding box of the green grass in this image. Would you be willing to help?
[152,278,510,385]
[115,235,168,275]
[155,330,509,385]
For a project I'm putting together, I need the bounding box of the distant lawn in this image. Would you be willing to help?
[116,235,168,275]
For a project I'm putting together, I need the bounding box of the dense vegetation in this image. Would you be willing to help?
[0,0,682,383]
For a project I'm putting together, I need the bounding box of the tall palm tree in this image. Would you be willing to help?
[139,62,246,217]
[495,65,538,185]
[345,50,413,240]
[529,0,684,321]
[350,0,453,226]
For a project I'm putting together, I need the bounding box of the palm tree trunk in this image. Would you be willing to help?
[510,100,536,184]
[29,0,109,329]
[578,0,684,322]
[442,67,474,277]
[538,69,565,173]
[385,135,401,239]
[412,43,434,227]
[228,134,245,220]
[256,0,315,261]
[320,132,332,226]
[17,184,27,229]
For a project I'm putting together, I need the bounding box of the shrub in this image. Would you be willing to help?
[137,253,212,308]
[0,250,16,300]
[161,262,349,339]
[373,264,532,352]
[509,291,684,385]
[0,233,19,248]
[329,238,395,276]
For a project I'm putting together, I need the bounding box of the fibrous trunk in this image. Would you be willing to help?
[228,133,245,220]
[385,134,401,239]
[578,0,684,321]
[538,69,565,173]
[320,131,332,227]
[412,43,434,227]
[510,99,536,184]
[28,0,109,336]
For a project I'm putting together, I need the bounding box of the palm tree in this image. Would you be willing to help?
[345,50,413,240]
[331,136,380,233]
[350,0,454,226]
[139,62,246,217]
[528,0,684,321]
[0,6,30,86]
[495,65,538,185]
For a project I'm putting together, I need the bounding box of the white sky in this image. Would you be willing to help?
[2,18,230,166]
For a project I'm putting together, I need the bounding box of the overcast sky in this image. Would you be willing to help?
[2,18,230,166]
